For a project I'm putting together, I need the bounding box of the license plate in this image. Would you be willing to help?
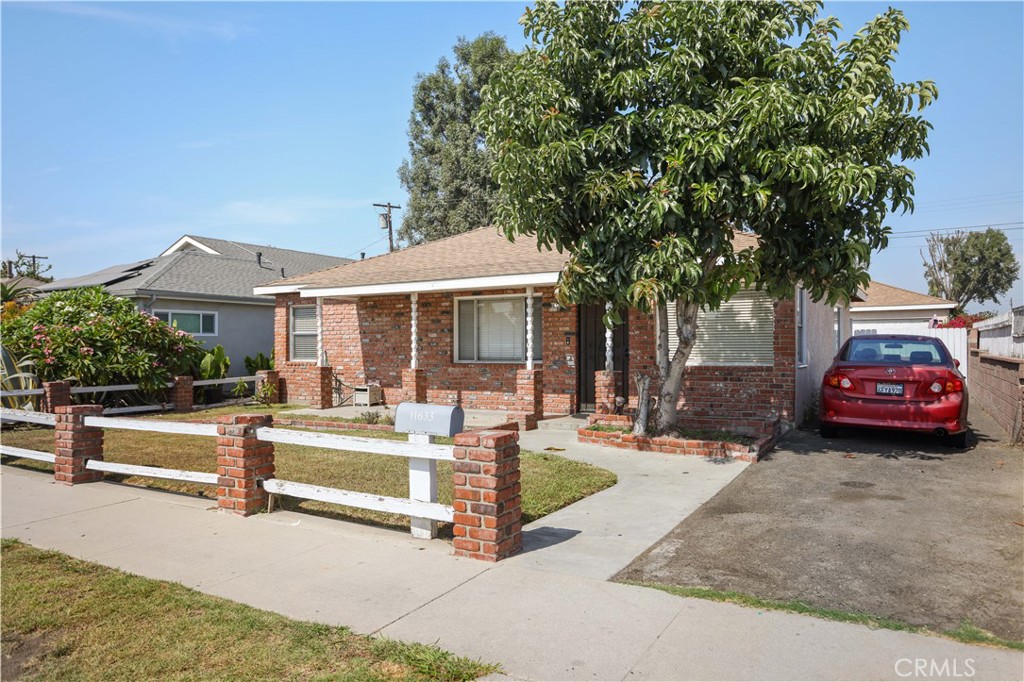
[876,382,904,396]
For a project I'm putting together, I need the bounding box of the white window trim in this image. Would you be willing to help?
[289,304,318,362]
[154,309,218,336]
[453,294,543,364]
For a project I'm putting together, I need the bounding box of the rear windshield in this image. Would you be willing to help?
[842,338,949,365]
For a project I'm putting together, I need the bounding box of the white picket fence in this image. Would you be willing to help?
[0,408,453,538]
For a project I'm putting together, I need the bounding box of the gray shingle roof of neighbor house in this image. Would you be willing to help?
[40,236,352,304]
[259,226,763,295]
[851,281,956,309]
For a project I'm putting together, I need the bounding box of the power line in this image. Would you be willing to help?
[887,222,1023,239]
[343,235,390,260]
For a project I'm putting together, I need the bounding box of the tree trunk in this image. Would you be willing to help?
[654,300,700,434]
[632,299,699,436]
[631,375,651,437]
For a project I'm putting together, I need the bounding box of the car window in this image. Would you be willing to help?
[842,339,948,364]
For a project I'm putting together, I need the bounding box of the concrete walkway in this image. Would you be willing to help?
[2,430,1021,681]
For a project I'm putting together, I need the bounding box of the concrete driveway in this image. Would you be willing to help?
[616,407,1024,642]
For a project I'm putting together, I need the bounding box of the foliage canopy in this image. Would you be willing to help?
[398,33,512,245]
[477,0,936,431]
[922,228,1019,312]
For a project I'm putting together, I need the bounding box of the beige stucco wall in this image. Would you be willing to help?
[795,293,841,426]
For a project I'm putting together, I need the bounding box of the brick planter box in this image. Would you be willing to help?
[578,414,782,462]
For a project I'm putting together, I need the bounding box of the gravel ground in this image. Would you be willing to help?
[615,407,1024,641]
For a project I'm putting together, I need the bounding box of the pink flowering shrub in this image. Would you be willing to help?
[4,287,205,392]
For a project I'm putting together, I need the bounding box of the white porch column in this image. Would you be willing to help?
[525,286,535,370]
[605,301,614,371]
[410,292,419,370]
[316,297,325,366]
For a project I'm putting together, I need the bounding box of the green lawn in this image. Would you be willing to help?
[1,539,497,681]
[1,421,616,533]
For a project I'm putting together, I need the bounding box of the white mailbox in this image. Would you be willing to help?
[394,402,465,438]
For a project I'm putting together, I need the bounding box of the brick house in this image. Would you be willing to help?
[255,227,841,431]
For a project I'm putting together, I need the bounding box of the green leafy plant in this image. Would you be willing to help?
[359,410,381,425]
[243,351,274,374]
[3,287,205,394]
[0,345,40,410]
[253,381,276,407]
[231,378,249,398]
[199,345,230,381]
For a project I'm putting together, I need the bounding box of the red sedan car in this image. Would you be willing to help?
[820,334,969,447]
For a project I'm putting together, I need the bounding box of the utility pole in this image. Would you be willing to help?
[373,202,401,252]
[21,254,49,278]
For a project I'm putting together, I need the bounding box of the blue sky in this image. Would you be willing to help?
[3,1,1022,310]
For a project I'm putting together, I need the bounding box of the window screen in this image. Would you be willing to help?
[290,305,317,361]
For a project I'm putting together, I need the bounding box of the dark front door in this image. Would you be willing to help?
[578,304,629,412]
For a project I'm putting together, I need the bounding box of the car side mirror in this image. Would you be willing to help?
[953,359,960,368]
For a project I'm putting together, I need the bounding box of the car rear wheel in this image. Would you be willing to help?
[947,431,968,449]
[819,424,839,439]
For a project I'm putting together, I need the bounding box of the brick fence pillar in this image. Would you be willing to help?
[313,366,334,409]
[594,370,621,414]
[53,405,104,485]
[216,414,275,516]
[256,370,280,404]
[42,380,71,414]
[402,368,428,403]
[514,369,543,430]
[452,430,522,562]
[170,375,193,413]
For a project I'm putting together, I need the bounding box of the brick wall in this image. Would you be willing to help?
[967,348,1024,442]
[273,290,797,423]
[275,287,577,414]
[625,299,797,424]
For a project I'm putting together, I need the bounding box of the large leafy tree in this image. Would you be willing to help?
[397,33,512,245]
[477,0,936,434]
[922,229,1019,312]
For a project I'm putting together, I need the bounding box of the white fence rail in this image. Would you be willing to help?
[0,407,454,538]
[193,375,258,388]
[0,445,56,464]
[84,460,219,485]
[0,409,56,426]
[262,478,454,522]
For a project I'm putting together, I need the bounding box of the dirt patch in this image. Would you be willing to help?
[615,407,1024,641]
[2,629,68,680]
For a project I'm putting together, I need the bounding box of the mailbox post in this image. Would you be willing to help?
[395,402,465,539]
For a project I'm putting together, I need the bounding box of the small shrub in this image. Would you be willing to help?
[360,410,381,425]
[253,381,276,406]
[244,351,274,374]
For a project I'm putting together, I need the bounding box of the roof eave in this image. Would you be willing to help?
[286,271,562,299]
[851,303,957,312]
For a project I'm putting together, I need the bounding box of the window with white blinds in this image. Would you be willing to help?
[290,305,317,361]
[456,296,542,362]
[667,289,774,366]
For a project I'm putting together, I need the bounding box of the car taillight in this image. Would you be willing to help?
[929,381,943,394]
[826,372,853,389]
[945,377,963,393]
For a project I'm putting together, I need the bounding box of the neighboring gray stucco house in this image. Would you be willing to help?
[40,235,351,375]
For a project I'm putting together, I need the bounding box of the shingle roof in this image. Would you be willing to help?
[176,235,348,273]
[275,226,762,291]
[851,281,955,309]
[40,238,351,303]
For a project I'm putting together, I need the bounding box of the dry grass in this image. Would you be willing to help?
[1,539,498,681]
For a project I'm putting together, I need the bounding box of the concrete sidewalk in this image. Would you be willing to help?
[2,432,1021,681]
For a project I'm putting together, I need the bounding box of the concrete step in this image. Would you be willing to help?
[537,414,590,431]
